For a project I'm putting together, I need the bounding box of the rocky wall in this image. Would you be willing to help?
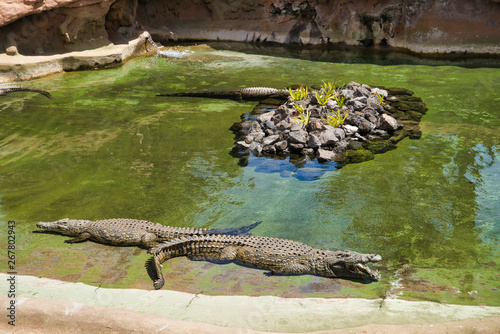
[1,0,499,56]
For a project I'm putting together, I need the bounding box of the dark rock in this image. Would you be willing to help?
[276,119,293,131]
[290,122,304,131]
[354,96,367,105]
[371,129,389,137]
[307,135,321,149]
[307,118,326,132]
[289,130,308,144]
[271,105,290,124]
[377,114,398,131]
[334,140,349,154]
[317,149,337,163]
[366,96,384,112]
[357,118,375,134]
[318,128,339,146]
[257,111,275,123]
[262,134,280,146]
[264,128,275,136]
[6,46,19,56]
[343,124,358,135]
[235,141,250,150]
[309,106,323,118]
[247,132,264,143]
[346,112,372,132]
[345,81,360,90]
[371,88,388,97]
[331,127,346,140]
[326,100,338,110]
[341,89,354,99]
[354,86,371,98]
[249,142,263,156]
[289,143,304,152]
[302,148,315,155]
[263,119,275,130]
[263,145,276,154]
[350,98,367,111]
[354,132,369,142]
[364,110,378,124]
[249,121,263,134]
[275,140,288,152]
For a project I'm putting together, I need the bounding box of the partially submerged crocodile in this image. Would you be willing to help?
[149,234,382,289]
[0,85,52,99]
[157,87,289,101]
[36,218,261,248]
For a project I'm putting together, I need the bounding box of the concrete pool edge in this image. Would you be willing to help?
[1,274,499,333]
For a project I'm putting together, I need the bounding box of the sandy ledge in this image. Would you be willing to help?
[0,32,153,83]
[1,273,499,333]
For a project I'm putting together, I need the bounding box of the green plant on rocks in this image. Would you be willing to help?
[322,109,348,128]
[334,94,346,108]
[287,86,308,102]
[376,92,386,106]
[291,103,311,125]
[315,90,333,106]
[321,81,336,94]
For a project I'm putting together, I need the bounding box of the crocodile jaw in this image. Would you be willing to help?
[326,253,382,280]
[344,262,381,280]
[36,218,77,236]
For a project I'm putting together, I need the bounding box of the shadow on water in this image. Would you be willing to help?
[204,41,500,68]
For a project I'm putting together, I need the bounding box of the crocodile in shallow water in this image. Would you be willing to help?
[36,218,261,248]
[149,234,382,289]
[157,87,289,101]
[0,85,52,99]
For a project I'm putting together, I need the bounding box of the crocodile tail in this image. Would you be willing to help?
[150,236,195,289]
[28,88,52,99]
[0,86,52,99]
[157,90,241,98]
[208,221,262,235]
[150,234,236,255]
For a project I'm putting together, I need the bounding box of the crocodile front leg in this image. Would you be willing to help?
[64,232,92,243]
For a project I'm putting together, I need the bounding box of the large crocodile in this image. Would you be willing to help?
[157,87,289,101]
[36,218,261,248]
[149,234,382,289]
[0,85,52,99]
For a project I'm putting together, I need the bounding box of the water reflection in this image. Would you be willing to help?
[246,155,339,181]
[205,41,500,68]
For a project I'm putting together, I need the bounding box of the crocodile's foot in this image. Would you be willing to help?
[153,278,165,290]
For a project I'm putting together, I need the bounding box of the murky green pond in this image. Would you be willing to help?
[1,46,499,306]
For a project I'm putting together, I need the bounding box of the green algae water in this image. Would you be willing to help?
[0,47,499,306]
